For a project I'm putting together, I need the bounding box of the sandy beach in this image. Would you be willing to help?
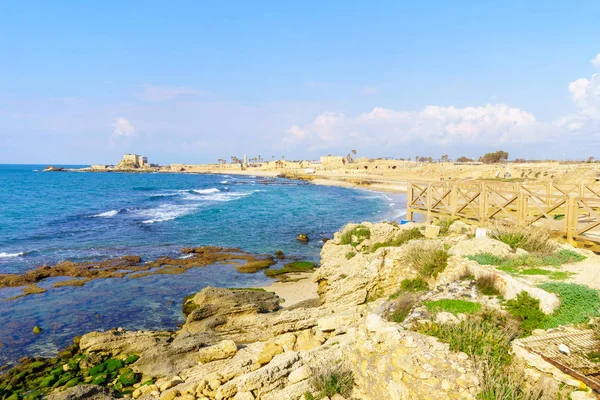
[260,272,319,308]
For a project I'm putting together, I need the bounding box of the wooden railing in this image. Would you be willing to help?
[406,181,600,251]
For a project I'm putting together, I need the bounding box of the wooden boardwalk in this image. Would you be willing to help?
[406,181,600,252]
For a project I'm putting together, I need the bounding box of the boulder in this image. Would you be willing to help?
[47,384,114,400]
[288,365,311,383]
[296,234,309,242]
[257,342,284,365]
[424,225,441,238]
[294,330,324,351]
[197,339,238,363]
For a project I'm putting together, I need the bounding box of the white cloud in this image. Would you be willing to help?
[284,104,542,149]
[362,86,379,95]
[591,54,600,69]
[111,117,135,138]
[138,84,202,102]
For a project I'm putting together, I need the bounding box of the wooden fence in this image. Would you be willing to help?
[406,181,600,252]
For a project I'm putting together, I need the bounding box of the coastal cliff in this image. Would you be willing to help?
[2,221,599,400]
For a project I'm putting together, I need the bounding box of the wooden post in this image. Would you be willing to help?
[547,182,553,206]
[450,185,458,217]
[517,189,525,225]
[566,196,576,245]
[406,182,414,221]
[480,183,487,224]
[426,183,433,223]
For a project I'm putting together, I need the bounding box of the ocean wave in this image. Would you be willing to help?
[0,251,24,258]
[182,191,252,202]
[93,210,119,218]
[139,204,197,224]
[192,188,220,194]
[220,180,229,184]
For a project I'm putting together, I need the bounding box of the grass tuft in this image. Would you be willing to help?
[387,293,416,323]
[311,367,354,398]
[425,299,481,314]
[505,292,546,336]
[489,223,556,254]
[340,225,370,246]
[476,275,501,296]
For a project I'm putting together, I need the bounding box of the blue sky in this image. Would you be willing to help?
[1,1,599,164]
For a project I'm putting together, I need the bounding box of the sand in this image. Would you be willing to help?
[260,272,318,308]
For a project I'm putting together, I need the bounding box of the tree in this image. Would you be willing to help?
[441,154,449,162]
[456,156,473,162]
[352,149,357,155]
[480,150,509,164]
[588,156,595,163]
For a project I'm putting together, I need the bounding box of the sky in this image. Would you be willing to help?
[1,1,600,164]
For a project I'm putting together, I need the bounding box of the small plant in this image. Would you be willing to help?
[345,251,356,260]
[369,227,423,252]
[340,225,371,246]
[416,311,520,367]
[420,249,449,278]
[425,299,481,314]
[505,292,546,335]
[489,223,556,254]
[436,218,456,235]
[399,278,429,293]
[303,392,316,400]
[402,241,449,278]
[476,275,501,296]
[312,368,354,398]
[387,293,416,323]
[468,253,504,266]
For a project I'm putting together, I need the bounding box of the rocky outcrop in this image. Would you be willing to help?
[348,313,480,399]
[43,221,576,400]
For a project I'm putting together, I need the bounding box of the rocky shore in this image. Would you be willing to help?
[2,221,600,399]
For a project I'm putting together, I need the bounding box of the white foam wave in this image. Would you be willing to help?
[183,191,252,202]
[220,180,229,184]
[0,251,23,258]
[93,210,119,218]
[192,188,220,194]
[139,204,197,224]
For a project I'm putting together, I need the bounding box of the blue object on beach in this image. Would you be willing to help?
[400,219,413,225]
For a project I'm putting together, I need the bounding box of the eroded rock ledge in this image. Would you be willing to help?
[2,221,597,400]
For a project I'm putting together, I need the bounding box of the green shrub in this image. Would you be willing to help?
[476,275,501,296]
[420,249,449,278]
[312,368,354,398]
[399,278,429,293]
[387,293,416,323]
[369,227,423,252]
[303,392,316,400]
[490,224,556,254]
[402,241,449,278]
[345,251,356,260]
[425,299,481,314]
[415,311,520,367]
[505,292,546,335]
[538,283,600,328]
[340,225,371,246]
[436,218,456,235]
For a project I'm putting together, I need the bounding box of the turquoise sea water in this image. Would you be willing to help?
[0,164,405,365]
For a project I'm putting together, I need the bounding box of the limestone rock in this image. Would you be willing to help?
[435,311,459,325]
[288,365,311,383]
[449,237,512,258]
[197,339,238,363]
[273,332,296,351]
[424,225,441,238]
[233,392,255,400]
[258,342,284,365]
[295,330,324,351]
[317,312,357,333]
[47,384,114,400]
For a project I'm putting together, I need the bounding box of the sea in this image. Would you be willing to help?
[0,164,405,365]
